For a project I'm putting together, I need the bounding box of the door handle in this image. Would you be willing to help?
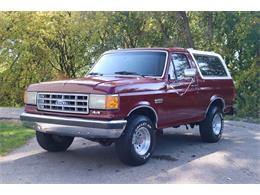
[166,84,175,90]
[166,84,181,96]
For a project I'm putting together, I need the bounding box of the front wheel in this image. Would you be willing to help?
[199,106,224,143]
[115,115,156,166]
[36,131,74,152]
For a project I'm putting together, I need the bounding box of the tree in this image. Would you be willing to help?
[0,11,259,119]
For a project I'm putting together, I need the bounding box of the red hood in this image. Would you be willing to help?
[27,76,165,94]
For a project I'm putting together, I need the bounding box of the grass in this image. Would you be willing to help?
[0,120,34,156]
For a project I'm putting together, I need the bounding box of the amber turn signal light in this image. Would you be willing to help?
[105,95,119,109]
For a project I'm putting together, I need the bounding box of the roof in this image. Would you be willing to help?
[106,47,219,55]
[107,47,188,53]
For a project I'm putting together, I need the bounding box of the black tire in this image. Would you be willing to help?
[115,115,156,166]
[36,131,74,152]
[199,106,224,143]
[98,139,114,147]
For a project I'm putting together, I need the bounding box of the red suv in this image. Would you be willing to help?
[21,48,235,166]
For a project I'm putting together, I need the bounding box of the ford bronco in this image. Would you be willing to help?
[20,48,235,166]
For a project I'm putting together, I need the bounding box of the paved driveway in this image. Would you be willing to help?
[0,120,259,184]
[0,107,23,119]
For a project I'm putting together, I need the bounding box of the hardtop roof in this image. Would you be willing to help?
[106,47,189,53]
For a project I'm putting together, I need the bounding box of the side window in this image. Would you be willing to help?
[168,61,176,80]
[194,54,228,77]
[172,53,190,79]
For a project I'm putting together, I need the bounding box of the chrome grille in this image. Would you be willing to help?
[37,93,89,114]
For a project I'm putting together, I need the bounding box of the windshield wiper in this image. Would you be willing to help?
[88,72,103,76]
[114,71,145,77]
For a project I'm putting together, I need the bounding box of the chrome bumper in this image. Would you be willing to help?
[20,112,127,139]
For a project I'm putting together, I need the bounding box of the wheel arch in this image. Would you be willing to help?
[127,105,158,129]
[205,96,225,117]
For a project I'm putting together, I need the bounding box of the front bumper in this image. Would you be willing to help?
[20,112,127,139]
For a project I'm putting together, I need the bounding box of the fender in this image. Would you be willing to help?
[204,96,225,117]
[127,103,159,128]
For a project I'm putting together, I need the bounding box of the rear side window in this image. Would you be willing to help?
[194,54,227,77]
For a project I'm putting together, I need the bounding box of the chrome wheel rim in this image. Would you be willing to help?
[132,127,151,156]
[212,113,222,135]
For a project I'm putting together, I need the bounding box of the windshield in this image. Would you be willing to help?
[88,51,167,77]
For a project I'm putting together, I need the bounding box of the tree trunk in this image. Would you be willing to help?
[207,12,214,50]
[177,11,195,48]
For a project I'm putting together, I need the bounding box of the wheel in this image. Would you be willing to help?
[199,106,224,143]
[156,129,164,136]
[98,139,114,147]
[115,115,156,166]
[36,131,74,152]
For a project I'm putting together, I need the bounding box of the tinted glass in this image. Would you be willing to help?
[172,53,190,79]
[194,54,227,77]
[89,52,166,77]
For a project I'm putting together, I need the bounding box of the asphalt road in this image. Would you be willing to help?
[0,120,259,184]
[0,107,24,119]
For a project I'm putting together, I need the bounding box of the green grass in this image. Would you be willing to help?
[0,120,34,156]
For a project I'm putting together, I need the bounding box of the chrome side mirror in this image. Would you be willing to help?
[184,68,196,77]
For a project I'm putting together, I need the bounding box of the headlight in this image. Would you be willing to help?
[89,94,119,110]
[24,91,37,105]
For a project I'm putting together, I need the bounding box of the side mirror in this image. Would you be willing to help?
[184,68,196,77]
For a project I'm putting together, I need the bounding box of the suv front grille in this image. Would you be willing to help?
[37,93,89,114]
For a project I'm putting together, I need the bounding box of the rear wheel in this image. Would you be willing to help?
[199,106,224,143]
[98,139,114,147]
[115,115,156,166]
[36,131,74,152]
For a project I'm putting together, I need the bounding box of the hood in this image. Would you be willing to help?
[27,76,165,94]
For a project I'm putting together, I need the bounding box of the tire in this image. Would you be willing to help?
[115,115,156,166]
[98,139,114,147]
[199,106,224,143]
[36,131,74,152]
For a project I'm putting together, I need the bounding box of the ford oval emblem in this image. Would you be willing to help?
[56,100,66,105]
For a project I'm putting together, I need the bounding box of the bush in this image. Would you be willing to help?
[235,61,260,118]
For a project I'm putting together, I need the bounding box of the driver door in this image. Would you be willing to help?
[165,52,201,125]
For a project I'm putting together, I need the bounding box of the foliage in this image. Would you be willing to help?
[0,11,259,118]
[235,60,260,118]
[0,120,34,156]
